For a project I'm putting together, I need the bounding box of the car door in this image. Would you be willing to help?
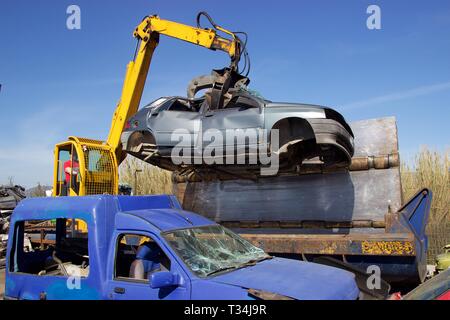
[148,99,201,149]
[200,95,264,160]
[106,232,191,300]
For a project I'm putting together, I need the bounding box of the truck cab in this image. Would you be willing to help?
[5,195,359,300]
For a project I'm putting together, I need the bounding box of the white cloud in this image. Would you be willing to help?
[341,81,450,110]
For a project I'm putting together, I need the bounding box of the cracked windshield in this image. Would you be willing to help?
[163,225,268,277]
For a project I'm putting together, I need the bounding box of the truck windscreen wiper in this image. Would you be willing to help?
[206,266,238,277]
[242,255,273,266]
[207,256,273,276]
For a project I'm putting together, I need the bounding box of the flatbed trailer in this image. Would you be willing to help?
[173,117,432,286]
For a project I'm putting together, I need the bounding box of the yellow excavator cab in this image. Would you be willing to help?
[66,218,89,235]
[53,137,118,196]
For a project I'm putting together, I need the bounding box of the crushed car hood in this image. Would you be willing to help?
[210,257,359,300]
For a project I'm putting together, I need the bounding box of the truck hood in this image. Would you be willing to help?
[210,257,359,300]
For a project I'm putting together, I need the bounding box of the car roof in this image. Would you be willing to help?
[12,195,214,232]
[122,208,214,232]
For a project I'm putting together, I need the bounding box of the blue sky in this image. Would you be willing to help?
[0,0,449,187]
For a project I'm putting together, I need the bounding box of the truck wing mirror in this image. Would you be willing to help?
[150,271,179,289]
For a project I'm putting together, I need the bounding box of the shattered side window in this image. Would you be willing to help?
[242,88,265,100]
[163,225,267,278]
[144,97,169,109]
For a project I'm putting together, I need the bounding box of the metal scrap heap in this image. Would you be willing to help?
[0,185,26,267]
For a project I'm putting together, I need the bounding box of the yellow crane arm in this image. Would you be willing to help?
[106,15,241,162]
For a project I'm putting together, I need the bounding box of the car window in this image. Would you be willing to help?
[223,95,260,110]
[163,225,267,278]
[144,97,169,109]
[9,218,90,278]
[114,233,171,282]
[167,99,198,112]
[154,100,173,112]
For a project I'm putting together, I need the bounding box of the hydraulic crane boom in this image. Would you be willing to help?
[107,14,241,162]
[52,13,242,197]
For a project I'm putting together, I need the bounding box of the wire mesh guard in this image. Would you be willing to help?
[82,145,116,195]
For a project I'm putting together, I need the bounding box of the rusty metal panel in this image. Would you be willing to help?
[176,117,402,233]
[240,233,416,256]
[351,117,398,157]
[182,168,401,229]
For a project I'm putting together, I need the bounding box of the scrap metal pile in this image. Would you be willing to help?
[0,185,26,267]
[0,185,25,212]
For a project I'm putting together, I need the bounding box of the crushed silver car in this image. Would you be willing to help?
[121,81,354,176]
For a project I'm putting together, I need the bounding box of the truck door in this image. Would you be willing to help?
[107,232,190,300]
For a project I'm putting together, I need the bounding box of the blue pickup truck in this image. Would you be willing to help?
[4,195,359,300]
